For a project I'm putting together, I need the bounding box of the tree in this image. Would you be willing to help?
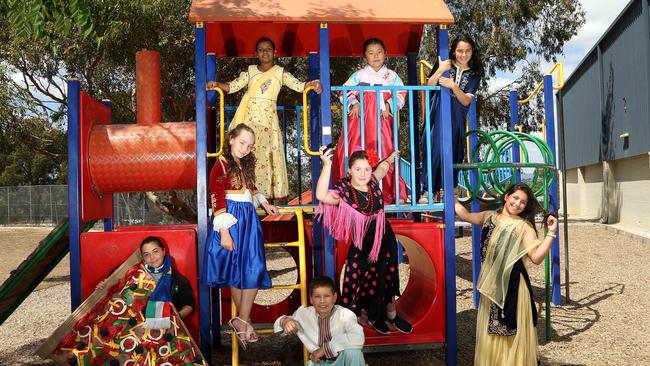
[2,0,585,221]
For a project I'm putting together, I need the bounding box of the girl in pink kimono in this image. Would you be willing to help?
[332,38,408,204]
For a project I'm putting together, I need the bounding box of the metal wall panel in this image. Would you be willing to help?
[561,0,650,169]
[600,0,650,161]
[561,51,601,169]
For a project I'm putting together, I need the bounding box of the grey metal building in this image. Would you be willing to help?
[559,0,650,232]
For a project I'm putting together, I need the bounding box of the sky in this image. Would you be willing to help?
[493,0,631,91]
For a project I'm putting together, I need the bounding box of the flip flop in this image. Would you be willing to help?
[228,318,248,350]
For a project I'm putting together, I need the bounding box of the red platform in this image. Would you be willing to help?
[80,227,200,341]
[335,219,446,346]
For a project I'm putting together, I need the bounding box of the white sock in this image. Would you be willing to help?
[387,310,397,320]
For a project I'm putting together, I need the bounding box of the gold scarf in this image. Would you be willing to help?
[477,213,540,309]
[229,65,281,130]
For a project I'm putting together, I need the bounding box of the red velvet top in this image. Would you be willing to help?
[209,156,260,216]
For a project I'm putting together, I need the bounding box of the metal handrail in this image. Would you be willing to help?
[301,86,319,156]
[518,63,564,105]
[205,83,225,157]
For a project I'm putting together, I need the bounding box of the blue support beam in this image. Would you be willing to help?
[437,25,457,366]
[309,51,324,276]
[193,22,212,361]
[468,100,481,308]
[206,52,222,348]
[407,52,422,223]
[509,91,521,183]
[67,79,82,311]
[319,23,335,280]
[543,75,561,306]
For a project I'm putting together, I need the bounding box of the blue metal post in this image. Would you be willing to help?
[206,51,222,349]
[100,99,114,232]
[67,79,82,310]
[319,23,335,280]
[438,25,457,366]
[194,22,212,359]
[309,51,324,275]
[543,75,561,305]
[509,91,521,183]
[407,52,421,222]
[468,100,481,308]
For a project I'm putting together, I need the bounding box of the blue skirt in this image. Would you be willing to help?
[202,200,272,289]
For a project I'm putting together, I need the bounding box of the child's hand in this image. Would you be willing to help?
[220,229,235,251]
[437,56,453,73]
[262,202,278,215]
[388,150,399,162]
[95,279,108,291]
[319,146,334,165]
[381,103,393,118]
[438,76,456,90]
[307,80,322,94]
[348,103,360,117]
[546,214,559,235]
[282,317,301,335]
[310,347,325,364]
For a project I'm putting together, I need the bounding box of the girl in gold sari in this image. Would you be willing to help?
[454,183,558,365]
[210,37,322,201]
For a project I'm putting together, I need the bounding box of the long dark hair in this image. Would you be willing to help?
[500,183,543,235]
[449,34,483,75]
[223,124,257,186]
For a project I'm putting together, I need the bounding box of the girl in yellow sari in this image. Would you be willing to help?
[210,37,322,201]
[454,183,558,366]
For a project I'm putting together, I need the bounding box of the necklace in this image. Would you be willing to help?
[351,185,373,212]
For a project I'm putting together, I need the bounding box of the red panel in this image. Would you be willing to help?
[334,219,446,346]
[79,93,112,221]
[220,220,313,324]
[80,229,200,342]
[206,23,424,57]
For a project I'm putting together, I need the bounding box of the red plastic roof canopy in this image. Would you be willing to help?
[189,0,454,57]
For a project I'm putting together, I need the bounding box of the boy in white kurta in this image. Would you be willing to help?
[274,276,365,366]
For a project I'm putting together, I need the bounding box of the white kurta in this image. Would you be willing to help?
[274,305,364,358]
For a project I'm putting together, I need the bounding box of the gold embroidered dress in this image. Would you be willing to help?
[227,65,305,200]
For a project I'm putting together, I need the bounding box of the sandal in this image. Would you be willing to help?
[245,318,259,343]
[228,317,249,350]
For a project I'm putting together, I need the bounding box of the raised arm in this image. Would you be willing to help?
[526,214,558,264]
[315,146,340,205]
[454,197,490,226]
[373,150,398,181]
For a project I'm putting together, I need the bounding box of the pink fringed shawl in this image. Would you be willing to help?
[316,190,386,262]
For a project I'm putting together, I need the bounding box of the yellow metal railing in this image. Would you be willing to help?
[518,62,564,105]
[205,83,226,158]
[301,86,320,156]
[231,208,309,366]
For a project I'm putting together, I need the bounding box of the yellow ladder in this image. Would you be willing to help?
[230,208,309,366]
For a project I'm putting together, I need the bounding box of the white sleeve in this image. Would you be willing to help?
[252,193,268,208]
[212,213,237,230]
[325,309,365,356]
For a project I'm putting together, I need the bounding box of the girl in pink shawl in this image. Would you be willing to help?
[315,145,412,335]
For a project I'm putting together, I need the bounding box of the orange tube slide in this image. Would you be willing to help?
[136,50,161,125]
[88,122,196,193]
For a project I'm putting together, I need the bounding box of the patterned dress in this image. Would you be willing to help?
[227,65,306,200]
[319,175,400,323]
[420,61,481,194]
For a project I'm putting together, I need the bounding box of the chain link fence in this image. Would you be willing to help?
[0,186,191,226]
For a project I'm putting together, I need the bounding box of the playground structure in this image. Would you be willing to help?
[0,1,565,365]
